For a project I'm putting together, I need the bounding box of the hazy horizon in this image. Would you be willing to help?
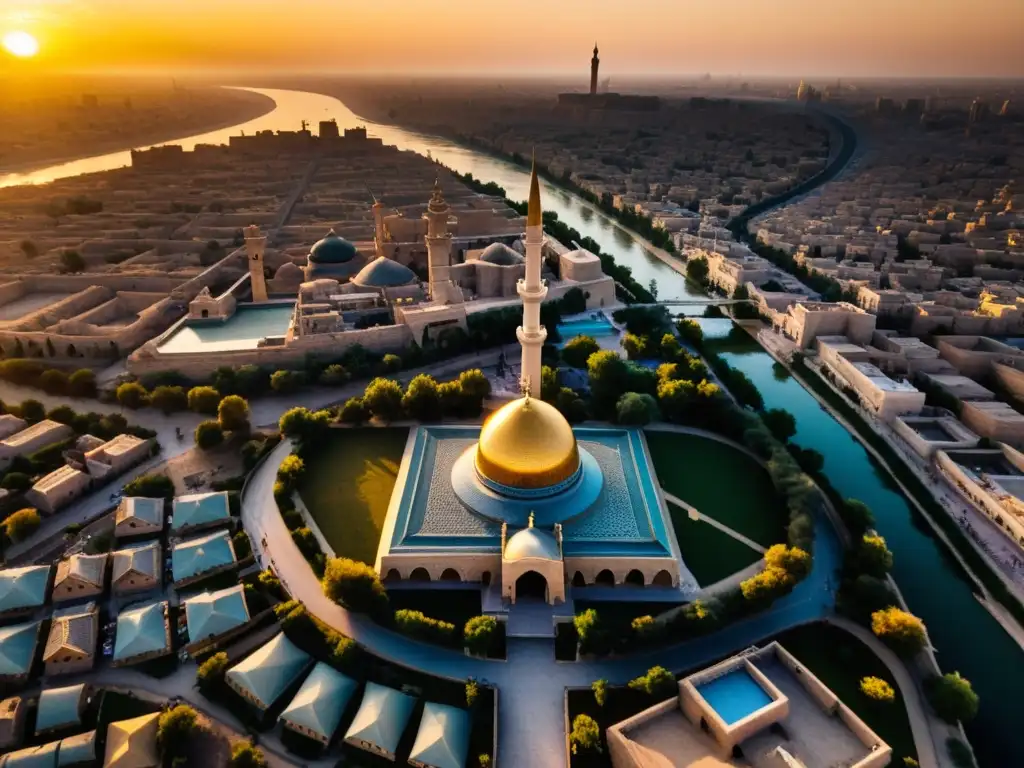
[3,0,1024,79]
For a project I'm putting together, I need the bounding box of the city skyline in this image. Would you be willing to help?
[3,0,1024,78]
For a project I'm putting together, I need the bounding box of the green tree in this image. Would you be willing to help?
[187,386,221,415]
[363,378,404,422]
[67,369,97,397]
[762,408,797,442]
[926,672,979,724]
[39,369,68,395]
[381,353,403,373]
[741,566,794,604]
[620,332,651,360]
[871,607,927,658]
[218,394,250,432]
[685,255,709,285]
[464,615,499,657]
[196,652,229,691]
[277,454,306,490]
[320,364,350,385]
[3,508,41,543]
[860,676,895,703]
[764,543,811,580]
[270,369,305,393]
[278,407,329,443]
[841,498,875,538]
[338,397,369,424]
[555,387,588,423]
[0,472,32,492]
[116,382,149,409]
[562,335,601,368]
[657,377,695,422]
[122,473,175,499]
[157,705,201,758]
[403,374,442,421]
[150,385,187,414]
[569,714,602,754]
[540,366,559,402]
[856,533,894,578]
[227,742,268,768]
[616,392,659,425]
[659,333,681,360]
[322,557,389,616]
[676,318,704,347]
[59,250,86,273]
[587,350,630,414]
[592,678,608,707]
[194,420,224,450]
[458,369,491,409]
[574,608,609,656]
[19,399,46,423]
[628,666,676,699]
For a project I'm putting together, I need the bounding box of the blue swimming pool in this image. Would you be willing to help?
[157,303,295,354]
[696,668,773,725]
[557,314,616,339]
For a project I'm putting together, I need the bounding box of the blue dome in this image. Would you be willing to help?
[478,242,524,266]
[309,230,358,264]
[353,257,417,288]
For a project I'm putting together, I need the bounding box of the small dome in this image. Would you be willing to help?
[478,242,524,266]
[274,262,302,280]
[309,230,358,264]
[476,396,579,490]
[504,526,560,561]
[353,256,417,288]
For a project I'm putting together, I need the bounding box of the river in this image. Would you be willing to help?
[8,86,1020,765]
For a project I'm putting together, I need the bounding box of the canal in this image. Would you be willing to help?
[10,86,1019,765]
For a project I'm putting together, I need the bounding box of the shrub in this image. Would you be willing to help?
[150,385,188,414]
[196,652,229,692]
[676,318,704,347]
[381,353,402,373]
[762,408,797,442]
[0,472,32,492]
[926,672,979,724]
[123,473,175,499]
[402,374,442,421]
[18,399,46,423]
[592,678,608,707]
[860,676,895,703]
[464,615,499,656]
[394,609,457,646]
[620,332,652,360]
[218,395,250,432]
[764,544,811,580]
[562,335,601,368]
[660,333,682,360]
[39,369,68,395]
[270,369,305,394]
[187,386,221,415]
[871,607,927,658]
[320,364,350,385]
[840,498,875,537]
[228,741,268,768]
[856,533,894,578]
[116,382,149,409]
[569,714,602,754]
[277,454,305,491]
[740,566,794,604]
[363,378,404,422]
[630,615,661,643]
[574,608,609,656]
[628,666,676,699]
[157,705,201,757]
[291,527,320,560]
[3,508,41,543]
[322,557,389,616]
[46,405,77,425]
[615,392,659,425]
[338,397,369,424]
[465,680,479,708]
[457,369,491,409]
[233,531,253,559]
[194,420,224,450]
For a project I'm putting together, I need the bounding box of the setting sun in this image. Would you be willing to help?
[2,30,39,58]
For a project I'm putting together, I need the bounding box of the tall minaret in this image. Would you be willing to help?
[424,179,454,304]
[590,43,600,96]
[517,157,548,394]
[244,224,268,302]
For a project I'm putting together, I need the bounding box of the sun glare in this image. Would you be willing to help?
[2,30,39,58]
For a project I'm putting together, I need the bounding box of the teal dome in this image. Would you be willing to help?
[479,242,524,266]
[353,257,417,288]
[309,230,358,264]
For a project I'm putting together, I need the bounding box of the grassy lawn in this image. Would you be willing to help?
[769,623,918,764]
[645,431,789,548]
[298,427,409,565]
[387,588,482,629]
[668,502,763,586]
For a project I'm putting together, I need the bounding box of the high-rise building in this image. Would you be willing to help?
[590,44,600,96]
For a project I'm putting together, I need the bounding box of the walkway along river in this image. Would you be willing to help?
[9,86,1021,766]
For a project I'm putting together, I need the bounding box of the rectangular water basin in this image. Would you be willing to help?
[557,314,616,339]
[157,303,294,354]
[696,667,773,725]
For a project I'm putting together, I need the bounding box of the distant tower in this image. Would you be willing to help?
[590,44,600,96]
[371,196,385,259]
[424,180,456,304]
[244,225,268,302]
[517,157,548,394]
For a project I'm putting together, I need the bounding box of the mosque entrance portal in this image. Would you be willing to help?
[514,570,548,602]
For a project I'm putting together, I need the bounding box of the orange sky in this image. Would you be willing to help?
[3,0,1023,77]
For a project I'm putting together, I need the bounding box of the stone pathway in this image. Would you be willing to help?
[661,490,767,554]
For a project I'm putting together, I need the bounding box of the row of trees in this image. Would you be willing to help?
[0,360,97,396]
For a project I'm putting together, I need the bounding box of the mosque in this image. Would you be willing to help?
[376,165,692,605]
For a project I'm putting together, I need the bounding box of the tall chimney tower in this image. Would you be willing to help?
[590,44,600,96]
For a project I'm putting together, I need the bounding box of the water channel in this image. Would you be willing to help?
[8,86,1020,766]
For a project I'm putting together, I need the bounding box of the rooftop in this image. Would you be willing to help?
[32,465,87,494]
[113,602,170,662]
[43,602,97,663]
[171,529,236,583]
[35,684,86,733]
[225,632,310,710]
[344,681,417,756]
[184,584,250,642]
[112,540,161,584]
[1,420,68,449]
[56,730,96,767]
[409,702,471,768]
[54,553,107,590]
[280,662,358,742]
[103,713,160,768]
[0,565,51,614]
[850,361,920,392]
[170,491,231,531]
[0,622,40,678]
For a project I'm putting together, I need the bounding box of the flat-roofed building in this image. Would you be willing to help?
[961,401,1024,447]
[42,602,98,677]
[919,373,996,402]
[35,684,88,736]
[409,702,471,768]
[0,565,51,619]
[344,682,417,761]
[824,354,926,421]
[0,415,27,441]
[606,642,890,768]
[113,497,164,539]
[56,729,96,766]
[0,622,41,684]
[893,416,980,459]
[938,445,1024,547]
[225,632,311,711]
[937,336,1024,379]
[103,713,160,768]
[171,530,236,587]
[0,420,74,470]
[112,601,171,667]
[1,739,59,767]
[111,541,162,595]
[184,584,250,651]
[52,553,107,603]
[279,662,358,744]
[170,491,231,535]
[783,301,876,349]
[25,466,91,514]
[0,696,26,751]
[83,434,151,478]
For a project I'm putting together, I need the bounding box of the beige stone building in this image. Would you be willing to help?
[937,336,1024,380]
[0,420,74,470]
[936,445,1024,548]
[83,434,152,477]
[113,497,165,539]
[0,696,26,752]
[961,401,1024,447]
[892,416,980,459]
[111,541,162,594]
[42,601,98,676]
[820,344,926,421]
[0,415,27,441]
[51,553,107,602]
[778,302,876,349]
[25,465,91,514]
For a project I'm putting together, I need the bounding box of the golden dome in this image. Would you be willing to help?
[475,396,579,490]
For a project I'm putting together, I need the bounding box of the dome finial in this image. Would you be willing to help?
[519,375,532,404]
[527,150,542,227]
[528,511,535,528]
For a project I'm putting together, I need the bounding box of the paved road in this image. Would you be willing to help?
[244,439,845,767]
